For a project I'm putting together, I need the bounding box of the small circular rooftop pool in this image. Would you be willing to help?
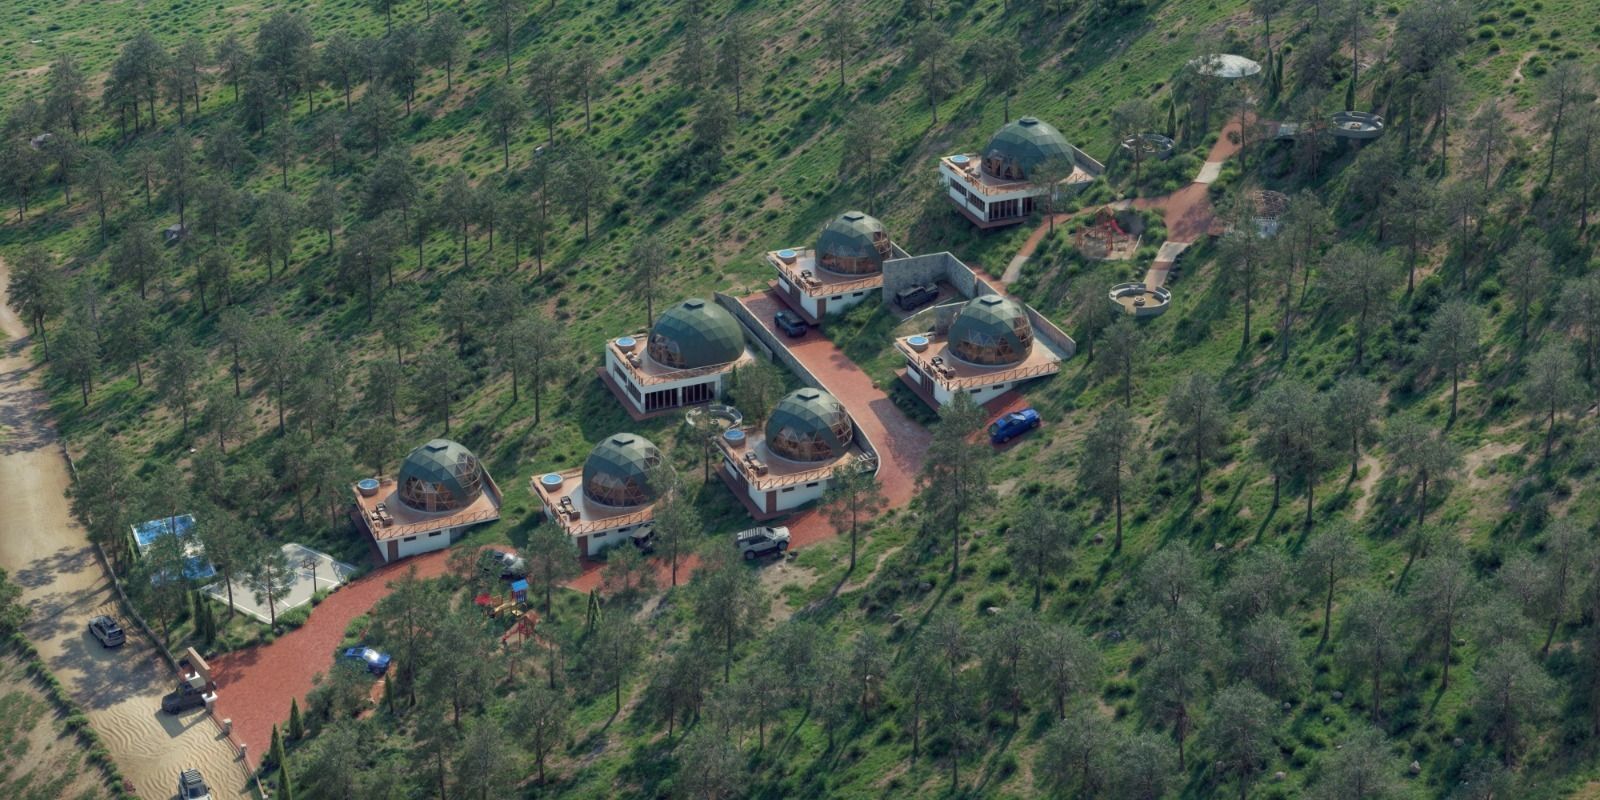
[950,154,970,165]
[539,473,564,488]
[777,248,797,260]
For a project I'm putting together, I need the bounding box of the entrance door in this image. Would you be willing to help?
[386,540,399,561]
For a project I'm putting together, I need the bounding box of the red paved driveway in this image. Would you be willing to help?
[741,292,929,508]
[211,549,450,768]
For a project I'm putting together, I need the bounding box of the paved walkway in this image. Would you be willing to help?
[1001,116,1258,291]
[210,549,451,768]
[0,260,251,799]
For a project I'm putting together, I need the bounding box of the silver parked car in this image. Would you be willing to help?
[735,526,791,560]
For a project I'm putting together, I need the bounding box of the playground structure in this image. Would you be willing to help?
[1331,111,1385,140]
[475,580,540,645]
[1075,208,1143,261]
[1251,189,1290,237]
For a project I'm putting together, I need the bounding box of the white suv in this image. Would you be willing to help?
[735,526,791,560]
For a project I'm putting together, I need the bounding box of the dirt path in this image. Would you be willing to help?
[0,258,251,800]
[1003,115,1261,292]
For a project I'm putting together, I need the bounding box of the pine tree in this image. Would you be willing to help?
[288,697,304,740]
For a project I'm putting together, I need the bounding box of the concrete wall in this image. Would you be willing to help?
[884,252,1076,357]
[392,529,452,561]
[1028,308,1078,358]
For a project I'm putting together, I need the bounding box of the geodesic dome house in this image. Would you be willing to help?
[982,117,1076,182]
[396,439,486,513]
[766,389,854,463]
[582,434,664,508]
[647,299,745,370]
[816,211,892,275]
[948,295,1034,366]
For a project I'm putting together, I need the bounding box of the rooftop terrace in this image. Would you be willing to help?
[716,426,875,492]
[940,154,1097,196]
[530,468,658,536]
[607,334,754,386]
[895,326,1065,390]
[766,248,886,297]
[352,475,503,541]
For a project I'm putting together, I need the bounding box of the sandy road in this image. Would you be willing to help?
[0,258,251,800]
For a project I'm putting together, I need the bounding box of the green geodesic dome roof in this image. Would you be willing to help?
[646,299,745,370]
[948,295,1035,367]
[816,211,890,275]
[766,388,854,463]
[397,439,485,513]
[582,434,663,507]
[982,117,1075,182]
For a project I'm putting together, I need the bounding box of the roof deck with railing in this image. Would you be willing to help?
[894,329,1064,390]
[765,248,886,297]
[716,426,876,492]
[352,475,503,542]
[530,468,658,536]
[939,154,1097,197]
[606,335,754,386]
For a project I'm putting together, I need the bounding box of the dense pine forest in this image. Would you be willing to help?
[5,0,1600,797]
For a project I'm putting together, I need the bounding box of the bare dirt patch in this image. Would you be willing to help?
[1350,454,1383,520]
[0,650,110,800]
[760,558,822,624]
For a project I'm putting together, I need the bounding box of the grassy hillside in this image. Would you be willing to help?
[5,0,1600,798]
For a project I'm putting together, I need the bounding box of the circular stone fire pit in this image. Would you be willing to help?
[685,403,745,432]
[1120,133,1176,160]
[1109,283,1172,318]
[1331,111,1385,140]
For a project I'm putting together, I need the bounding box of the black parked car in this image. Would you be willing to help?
[161,681,209,714]
[895,283,939,311]
[774,310,808,337]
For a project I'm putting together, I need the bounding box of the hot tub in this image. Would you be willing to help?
[907,335,930,353]
[615,336,637,352]
[723,429,747,448]
[357,478,380,497]
[540,473,564,489]
[776,248,798,264]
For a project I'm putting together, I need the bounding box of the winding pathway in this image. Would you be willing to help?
[1001,116,1259,290]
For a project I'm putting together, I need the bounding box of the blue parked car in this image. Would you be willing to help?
[342,645,392,675]
[988,408,1040,445]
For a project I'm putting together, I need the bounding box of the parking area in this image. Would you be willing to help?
[203,543,358,624]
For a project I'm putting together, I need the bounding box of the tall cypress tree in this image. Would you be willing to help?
[287,698,304,740]
[271,725,293,800]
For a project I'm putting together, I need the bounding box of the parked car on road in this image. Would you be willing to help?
[88,615,126,647]
[774,310,808,337]
[988,408,1041,445]
[481,549,527,579]
[342,645,392,675]
[177,768,212,800]
[735,526,791,560]
[895,283,939,311]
